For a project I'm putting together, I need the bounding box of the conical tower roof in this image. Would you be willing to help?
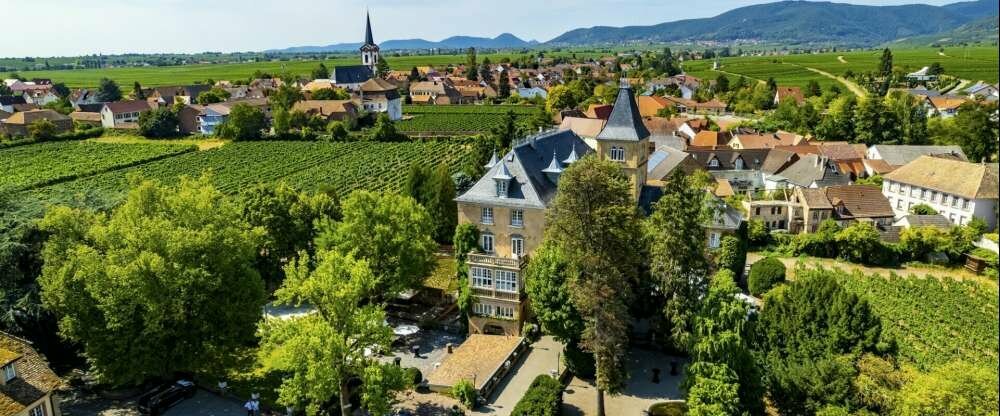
[492,161,513,181]
[542,150,563,174]
[364,11,376,46]
[596,78,650,141]
[562,146,579,165]
[484,151,499,169]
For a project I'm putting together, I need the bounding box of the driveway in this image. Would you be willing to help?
[473,336,564,415]
[164,389,245,416]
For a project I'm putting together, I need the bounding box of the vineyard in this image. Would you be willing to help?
[0,141,196,194]
[3,140,479,245]
[838,271,999,371]
[398,105,541,134]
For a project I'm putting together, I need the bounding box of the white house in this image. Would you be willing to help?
[905,66,937,82]
[882,155,998,229]
[101,101,152,128]
[359,78,401,120]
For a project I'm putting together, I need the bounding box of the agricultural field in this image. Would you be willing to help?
[683,46,999,89]
[838,271,999,371]
[3,141,478,230]
[398,105,540,134]
[0,140,196,193]
[0,50,602,88]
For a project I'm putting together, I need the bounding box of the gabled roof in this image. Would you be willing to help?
[636,95,670,118]
[291,100,356,116]
[895,214,953,229]
[825,185,894,219]
[558,116,606,138]
[332,65,374,85]
[596,79,650,142]
[0,332,64,415]
[775,154,850,188]
[870,145,966,167]
[884,156,998,200]
[1,109,69,125]
[455,129,592,209]
[688,148,769,170]
[797,187,833,209]
[103,100,151,114]
[647,145,699,181]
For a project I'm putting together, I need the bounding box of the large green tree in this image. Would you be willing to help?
[216,103,268,140]
[38,176,266,386]
[647,170,711,350]
[523,241,584,344]
[952,102,999,162]
[315,191,436,297]
[137,107,180,138]
[96,77,122,102]
[240,183,340,289]
[258,251,407,415]
[545,156,644,415]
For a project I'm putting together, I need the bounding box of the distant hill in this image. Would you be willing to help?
[890,14,999,47]
[546,0,998,47]
[268,33,537,53]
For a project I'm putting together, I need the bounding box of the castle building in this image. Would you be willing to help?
[453,79,650,336]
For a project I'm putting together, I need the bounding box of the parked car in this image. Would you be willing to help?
[137,379,196,415]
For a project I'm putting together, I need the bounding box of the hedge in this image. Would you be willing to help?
[510,375,563,416]
[748,257,786,296]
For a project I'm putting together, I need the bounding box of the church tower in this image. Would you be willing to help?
[595,78,650,200]
[360,11,380,72]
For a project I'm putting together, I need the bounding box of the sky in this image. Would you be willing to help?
[3,0,958,58]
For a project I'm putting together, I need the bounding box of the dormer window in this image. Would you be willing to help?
[708,158,720,168]
[734,157,745,170]
[2,363,15,382]
[496,180,508,197]
[492,162,513,198]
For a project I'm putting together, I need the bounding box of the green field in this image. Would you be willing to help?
[683,46,998,89]
[839,272,999,371]
[0,50,601,88]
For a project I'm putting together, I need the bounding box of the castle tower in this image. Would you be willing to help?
[595,78,650,200]
[360,11,380,71]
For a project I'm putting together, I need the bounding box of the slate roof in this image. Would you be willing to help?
[884,155,998,200]
[688,148,769,171]
[824,185,894,219]
[333,65,373,85]
[775,154,851,188]
[455,129,592,209]
[0,96,26,106]
[363,11,376,46]
[596,79,650,142]
[869,145,967,167]
[0,332,64,415]
[895,214,953,229]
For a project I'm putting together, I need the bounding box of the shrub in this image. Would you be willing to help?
[748,257,786,296]
[909,203,938,215]
[834,222,881,264]
[137,107,180,138]
[746,219,770,247]
[404,367,423,386]
[714,235,746,277]
[899,226,951,262]
[452,379,477,408]
[510,375,562,416]
[28,119,58,140]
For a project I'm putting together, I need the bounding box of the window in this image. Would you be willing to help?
[779,220,786,229]
[473,302,493,316]
[896,199,903,209]
[471,267,493,288]
[1,364,14,382]
[951,197,960,208]
[610,146,625,162]
[921,189,929,200]
[708,232,721,248]
[510,209,524,227]
[708,158,720,168]
[910,187,920,198]
[963,199,971,210]
[496,270,518,292]
[28,405,45,416]
[496,180,508,197]
[897,184,905,195]
[754,207,761,216]
[959,216,967,225]
[511,237,524,257]
[944,195,952,206]
[777,206,783,215]
[932,192,940,203]
[734,158,745,170]
[480,234,494,252]
[481,207,494,225]
[495,306,515,319]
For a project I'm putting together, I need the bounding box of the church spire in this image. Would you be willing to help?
[364,10,375,46]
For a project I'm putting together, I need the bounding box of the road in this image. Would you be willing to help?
[790,64,867,97]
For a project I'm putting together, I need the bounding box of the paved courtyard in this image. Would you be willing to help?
[164,389,245,416]
[378,328,466,377]
[563,348,686,416]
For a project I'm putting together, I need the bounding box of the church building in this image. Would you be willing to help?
[331,12,380,91]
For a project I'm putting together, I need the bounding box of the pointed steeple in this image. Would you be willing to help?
[542,150,564,184]
[364,11,375,46]
[596,77,650,141]
[562,146,579,165]
[484,151,498,169]
[492,161,512,181]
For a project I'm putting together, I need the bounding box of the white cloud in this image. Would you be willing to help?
[3,0,958,57]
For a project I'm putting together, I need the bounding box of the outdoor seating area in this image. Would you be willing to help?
[425,334,527,399]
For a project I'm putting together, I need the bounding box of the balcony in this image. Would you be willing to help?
[467,253,526,269]
[472,287,521,301]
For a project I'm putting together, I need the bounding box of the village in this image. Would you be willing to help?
[1,4,999,416]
